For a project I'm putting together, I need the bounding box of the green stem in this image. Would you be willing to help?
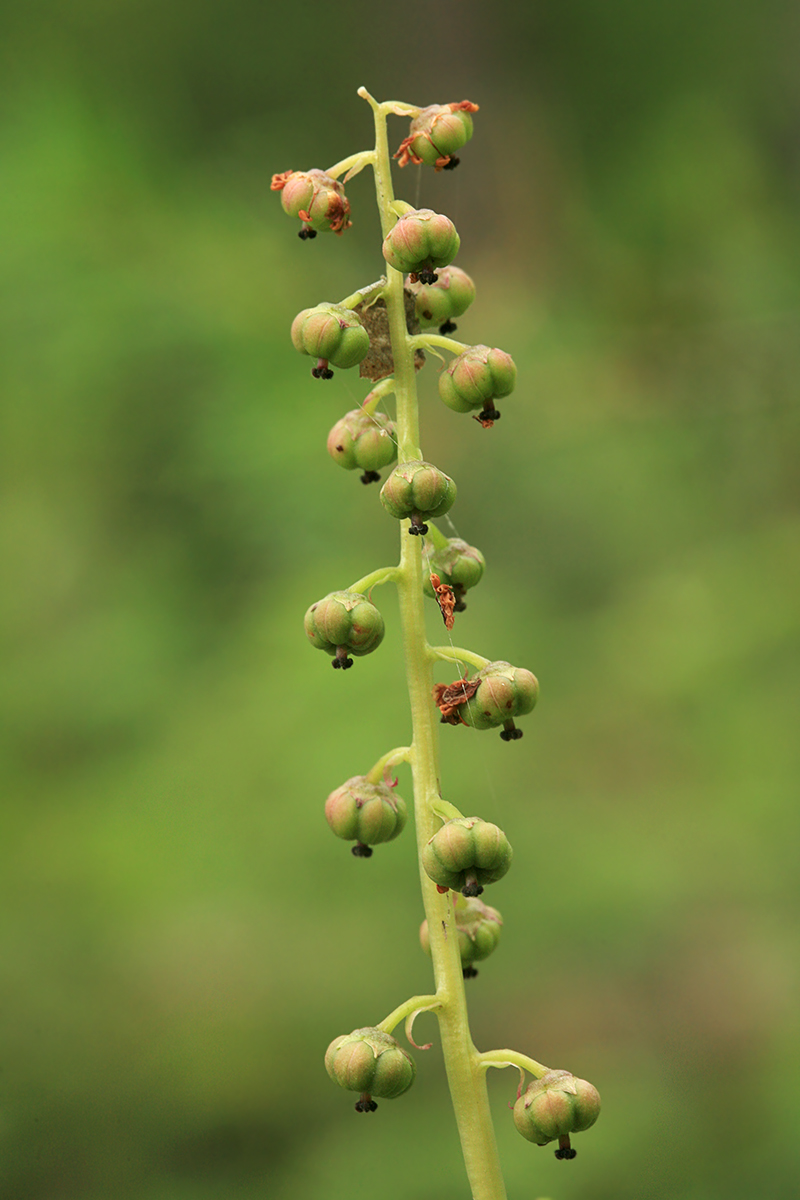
[362,376,396,414]
[365,746,411,785]
[339,279,387,311]
[326,149,375,181]
[409,333,469,355]
[377,994,439,1035]
[348,566,400,595]
[431,645,491,672]
[361,86,509,1200]
[478,1049,551,1079]
[431,797,465,823]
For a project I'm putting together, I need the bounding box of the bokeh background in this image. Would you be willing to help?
[2,2,799,1198]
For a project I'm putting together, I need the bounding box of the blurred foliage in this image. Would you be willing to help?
[1,2,799,1198]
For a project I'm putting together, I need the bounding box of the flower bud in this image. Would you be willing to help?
[325,776,407,852]
[407,266,476,329]
[422,816,512,895]
[459,661,539,731]
[513,1070,601,1155]
[325,1028,416,1106]
[420,895,502,970]
[291,304,370,374]
[380,461,457,535]
[304,591,384,669]
[423,537,485,608]
[327,409,397,483]
[438,345,517,423]
[394,101,479,170]
[382,209,460,283]
[270,169,351,236]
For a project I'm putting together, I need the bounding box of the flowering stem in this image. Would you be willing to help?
[361,86,509,1200]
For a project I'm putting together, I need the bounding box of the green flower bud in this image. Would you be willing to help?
[382,209,460,284]
[394,101,479,170]
[380,461,457,536]
[304,591,384,670]
[327,409,397,484]
[438,345,517,425]
[325,776,408,855]
[421,816,512,896]
[291,304,370,376]
[270,169,351,237]
[420,895,502,974]
[407,266,476,330]
[513,1070,601,1157]
[325,1028,416,1110]
[459,661,539,736]
[423,537,485,610]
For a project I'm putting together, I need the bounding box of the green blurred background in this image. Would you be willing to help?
[2,2,799,1198]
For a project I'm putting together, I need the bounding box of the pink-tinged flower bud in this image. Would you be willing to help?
[325,1028,416,1110]
[407,266,476,331]
[327,409,397,484]
[325,776,407,855]
[421,816,512,896]
[420,895,502,975]
[459,661,539,736]
[423,537,485,611]
[380,461,457,536]
[394,101,479,170]
[513,1070,601,1157]
[382,209,460,284]
[291,304,370,375]
[304,591,384,670]
[271,169,351,237]
[438,345,517,425]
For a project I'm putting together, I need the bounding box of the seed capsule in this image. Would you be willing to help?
[304,591,385,668]
[407,266,476,329]
[422,816,512,895]
[325,776,407,850]
[438,345,517,423]
[513,1070,601,1154]
[325,1028,416,1106]
[271,169,351,235]
[394,101,479,170]
[291,304,370,373]
[458,661,539,731]
[423,537,485,608]
[382,209,460,281]
[380,461,457,535]
[420,894,502,970]
[327,409,397,482]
